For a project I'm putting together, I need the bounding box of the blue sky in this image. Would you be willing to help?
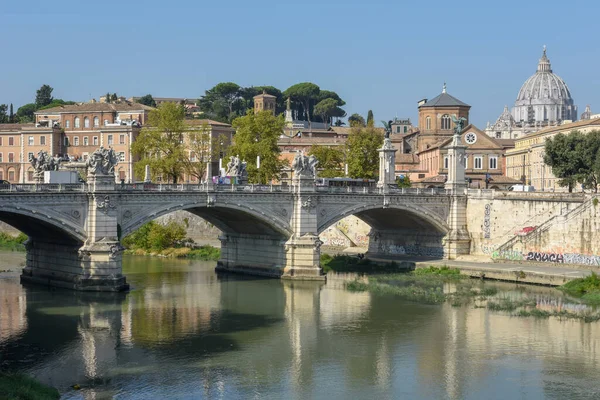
[1,0,599,127]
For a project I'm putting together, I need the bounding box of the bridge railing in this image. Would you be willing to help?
[315,186,451,195]
[0,183,87,193]
[116,183,294,193]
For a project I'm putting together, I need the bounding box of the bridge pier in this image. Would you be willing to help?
[443,127,471,259]
[21,173,128,292]
[20,237,127,291]
[282,176,325,280]
[216,233,286,277]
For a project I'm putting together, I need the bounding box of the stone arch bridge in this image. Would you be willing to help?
[1,179,469,291]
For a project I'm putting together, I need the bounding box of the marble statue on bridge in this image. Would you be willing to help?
[87,147,119,176]
[292,151,318,179]
[225,155,248,181]
[29,150,61,181]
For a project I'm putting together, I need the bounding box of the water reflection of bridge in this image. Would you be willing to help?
[2,264,600,398]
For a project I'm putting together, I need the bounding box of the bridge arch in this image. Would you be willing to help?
[0,207,86,244]
[318,203,449,235]
[318,202,449,258]
[120,201,292,239]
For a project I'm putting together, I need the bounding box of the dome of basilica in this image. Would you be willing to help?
[512,47,577,124]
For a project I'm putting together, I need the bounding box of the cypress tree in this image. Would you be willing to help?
[367,110,374,127]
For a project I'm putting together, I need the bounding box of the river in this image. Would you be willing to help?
[1,252,599,399]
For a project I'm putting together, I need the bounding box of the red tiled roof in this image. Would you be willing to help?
[35,102,154,114]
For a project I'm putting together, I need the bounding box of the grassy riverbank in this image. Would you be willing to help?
[122,221,220,260]
[124,245,221,260]
[0,233,27,251]
[559,273,600,304]
[327,255,600,322]
[320,254,411,274]
[0,372,60,400]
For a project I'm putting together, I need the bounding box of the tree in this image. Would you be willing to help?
[313,98,339,126]
[240,86,284,115]
[544,131,586,192]
[396,175,411,188]
[284,83,320,124]
[132,103,188,184]
[348,113,366,127]
[105,92,112,103]
[182,123,227,182]
[345,126,383,179]
[111,93,118,102]
[580,130,600,192]
[317,90,346,106]
[199,82,242,122]
[229,110,287,184]
[37,99,76,110]
[35,84,54,108]
[309,145,345,178]
[16,103,37,123]
[367,110,374,127]
[9,104,14,123]
[138,94,157,107]
[0,105,8,123]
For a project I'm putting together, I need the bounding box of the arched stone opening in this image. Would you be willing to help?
[121,204,292,278]
[0,210,102,290]
[319,205,448,259]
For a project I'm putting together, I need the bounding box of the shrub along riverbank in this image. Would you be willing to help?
[0,232,28,251]
[122,221,220,260]
[0,371,60,400]
[325,255,600,322]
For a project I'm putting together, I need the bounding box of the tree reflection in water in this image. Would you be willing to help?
[0,254,599,399]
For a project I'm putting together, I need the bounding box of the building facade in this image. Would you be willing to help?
[412,125,519,189]
[505,118,600,191]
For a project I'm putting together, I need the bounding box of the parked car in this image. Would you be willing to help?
[0,180,10,185]
[509,184,535,192]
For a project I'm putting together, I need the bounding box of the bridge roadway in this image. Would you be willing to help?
[0,179,468,291]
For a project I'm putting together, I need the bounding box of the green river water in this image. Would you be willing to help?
[1,252,599,399]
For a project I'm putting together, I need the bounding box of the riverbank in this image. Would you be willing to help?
[0,372,60,400]
[323,255,600,322]
[415,258,593,286]
[328,247,594,286]
[124,245,220,260]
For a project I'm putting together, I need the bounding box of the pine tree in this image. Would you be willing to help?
[9,104,14,123]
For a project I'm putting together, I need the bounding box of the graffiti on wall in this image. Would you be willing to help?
[491,250,524,261]
[379,243,444,258]
[483,204,492,239]
[515,226,537,236]
[354,234,369,246]
[321,237,349,247]
[563,253,600,266]
[484,245,600,266]
[526,252,563,263]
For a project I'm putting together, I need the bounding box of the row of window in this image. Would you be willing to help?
[444,155,498,170]
[64,134,126,147]
[27,136,47,146]
[0,153,15,163]
[64,117,107,129]
[423,115,467,131]
[0,169,16,181]
[0,137,17,146]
